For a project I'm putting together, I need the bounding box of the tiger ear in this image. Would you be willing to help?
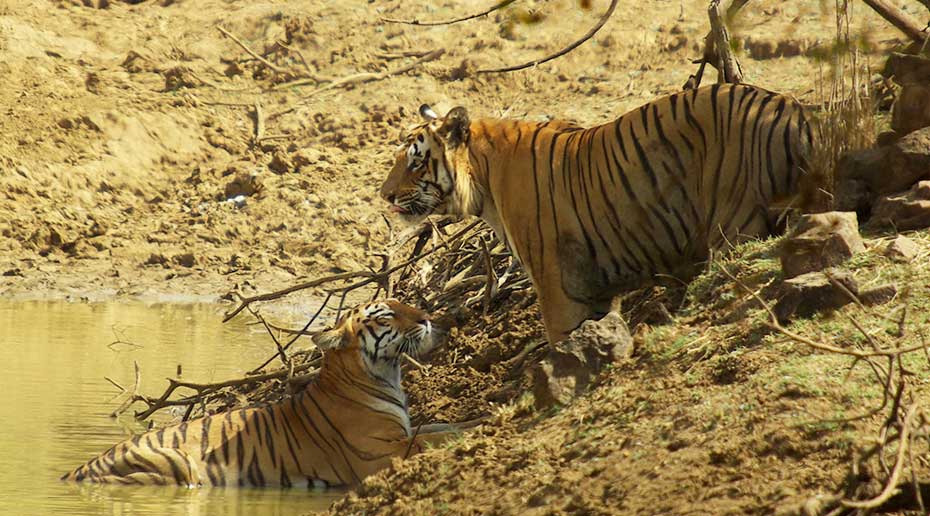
[419,104,438,121]
[312,328,345,351]
[438,106,470,148]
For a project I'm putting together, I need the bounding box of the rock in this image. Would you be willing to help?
[223,171,263,199]
[448,59,476,81]
[173,252,197,268]
[121,50,156,74]
[884,235,919,262]
[268,151,292,174]
[859,285,898,306]
[779,212,865,279]
[835,128,930,203]
[144,253,168,266]
[292,148,321,170]
[868,181,930,231]
[773,270,858,323]
[887,53,930,135]
[163,66,199,91]
[833,177,872,214]
[876,130,900,146]
[530,311,633,410]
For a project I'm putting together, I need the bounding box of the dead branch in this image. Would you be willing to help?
[269,50,445,118]
[245,303,290,369]
[223,219,480,323]
[861,0,927,45]
[684,0,750,89]
[477,0,617,74]
[217,26,287,75]
[707,0,742,83]
[382,0,517,26]
[247,291,333,375]
[375,50,441,60]
[252,101,264,146]
[132,359,320,420]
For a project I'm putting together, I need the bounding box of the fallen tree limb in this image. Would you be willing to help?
[381,0,517,26]
[862,0,927,45]
[477,0,618,74]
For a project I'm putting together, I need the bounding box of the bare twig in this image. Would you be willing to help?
[375,50,440,60]
[223,220,480,322]
[133,360,320,420]
[269,50,445,118]
[382,0,517,26]
[217,26,286,74]
[477,0,618,74]
[252,101,264,145]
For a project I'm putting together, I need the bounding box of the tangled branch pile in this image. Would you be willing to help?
[110,218,537,424]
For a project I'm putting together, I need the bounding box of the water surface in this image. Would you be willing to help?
[0,300,340,515]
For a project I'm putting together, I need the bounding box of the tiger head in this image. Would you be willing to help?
[379,104,477,222]
[312,299,434,382]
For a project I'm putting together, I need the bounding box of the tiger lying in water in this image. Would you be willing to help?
[62,300,473,488]
[380,84,814,343]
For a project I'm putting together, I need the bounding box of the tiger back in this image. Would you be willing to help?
[61,300,472,487]
[380,84,814,343]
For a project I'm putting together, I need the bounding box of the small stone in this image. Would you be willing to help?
[292,148,321,170]
[173,252,197,268]
[859,285,897,306]
[884,235,919,262]
[145,253,168,266]
[773,270,858,323]
[121,50,155,73]
[163,66,199,91]
[268,151,292,174]
[779,212,865,278]
[223,171,263,199]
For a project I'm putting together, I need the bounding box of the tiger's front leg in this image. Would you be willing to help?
[535,280,600,344]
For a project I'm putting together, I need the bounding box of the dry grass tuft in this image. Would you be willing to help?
[805,0,878,213]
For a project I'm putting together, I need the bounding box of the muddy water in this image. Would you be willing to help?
[0,300,340,515]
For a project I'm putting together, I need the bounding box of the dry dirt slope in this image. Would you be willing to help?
[0,0,911,302]
[329,232,930,515]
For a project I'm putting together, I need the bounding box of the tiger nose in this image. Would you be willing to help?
[380,184,395,204]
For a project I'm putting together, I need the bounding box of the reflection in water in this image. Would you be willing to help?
[0,300,340,516]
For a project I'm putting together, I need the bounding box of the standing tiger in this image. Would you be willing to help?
[62,300,474,487]
[380,84,814,343]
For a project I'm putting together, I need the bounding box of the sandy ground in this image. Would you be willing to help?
[0,0,911,303]
[2,0,927,514]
